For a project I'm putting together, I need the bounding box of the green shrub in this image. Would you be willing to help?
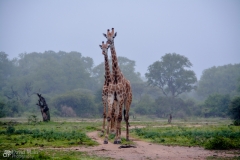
[6,125,15,134]
[229,96,240,126]
[233,120,240,126]
[51,91,96,117]
[203,94,231,117]
[0,101,6,118]
[204,136,235,150]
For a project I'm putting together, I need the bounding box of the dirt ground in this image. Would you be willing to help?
[66,131,239,160]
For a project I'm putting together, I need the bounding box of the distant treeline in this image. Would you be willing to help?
[0,51,240,119]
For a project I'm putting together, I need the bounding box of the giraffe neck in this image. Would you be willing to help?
[104,53,112,85]
[110,43,122,83]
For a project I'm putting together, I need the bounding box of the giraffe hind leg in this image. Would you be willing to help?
[116,99,124,144]
[123,109,130,127]
[101,101,107,136]
[124,95,132,141]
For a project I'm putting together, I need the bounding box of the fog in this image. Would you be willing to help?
[0,0,240,79]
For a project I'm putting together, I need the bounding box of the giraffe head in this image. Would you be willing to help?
[103,28,117,45]
[99,41,110,56]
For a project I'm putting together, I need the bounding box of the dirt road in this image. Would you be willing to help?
[68,131,237,160]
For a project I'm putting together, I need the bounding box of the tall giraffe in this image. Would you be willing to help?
[99,41,116,136]
[103,28,132,144]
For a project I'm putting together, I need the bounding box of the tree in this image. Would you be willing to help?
[197,64,240,99]
[134,95,154,115]
[145,53,197,98]
[0,100,6,118]
[0,52,15,91]
[154,96,192,118]
[237,77,240,93]
[92,56,142,85]
[203,94,231,117]
[51,91,96,118]
[229,97,240,125]
[8,51,97,94]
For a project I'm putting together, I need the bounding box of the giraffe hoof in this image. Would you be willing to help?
[117,141,121,144]
[104,141,108,144]
[114,140,118,144]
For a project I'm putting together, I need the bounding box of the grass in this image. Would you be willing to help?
[1,149,113,160]
[0,121,100,150]
[131,124,240,149]
[0,120,105,159]
[0,116,239,159]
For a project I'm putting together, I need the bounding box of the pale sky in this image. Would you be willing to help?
[0,0,240,79]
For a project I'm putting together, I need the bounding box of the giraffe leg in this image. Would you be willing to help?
[110,100,117,134]
[124,107,130,141]
[101,97,107,136]
[104,94,114,144]
[113,100,120,144]
[110,112,114,134]
[116,99,124,144]
[124,93,132,141]
[104,117,110,144]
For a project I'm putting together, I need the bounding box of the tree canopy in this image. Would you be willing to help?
[197,64,240,99]
[145,53,197,98]
[92,56,143,85]
[4,51,97,95]
[0,50,239,119]
[229,96,240,125]
[203,94,230,117]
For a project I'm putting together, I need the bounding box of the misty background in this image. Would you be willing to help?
[0,0,240,119]
[1,0,240,79]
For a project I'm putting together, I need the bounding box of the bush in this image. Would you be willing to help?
[154,96,194,117]
[51,91,96,117]
[229,96,240,125]
[0,101,6,118]
[6,125,15,135]
[204,136,235,150]
[60,105,76,117]
[203,94,231,117]
[134,95,155,115]
[233,120,240,126]
[28,115,38,125]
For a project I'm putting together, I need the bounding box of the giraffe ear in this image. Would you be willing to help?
[99,45,102,49]
[113,32,117,38]
[103,33,107,38]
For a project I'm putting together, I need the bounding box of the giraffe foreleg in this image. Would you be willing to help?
[104,94,114,144]
[113,100,120,144]
[101,96,107,136]
[116,99,124,144]
[110,100,117,134]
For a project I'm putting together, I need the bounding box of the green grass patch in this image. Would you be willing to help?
[131,125,240,149]
[0,149,113,160]
[0,121,100,151]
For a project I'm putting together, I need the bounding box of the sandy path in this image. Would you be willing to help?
[67,131,238,160]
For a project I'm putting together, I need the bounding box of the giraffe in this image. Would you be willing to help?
[103,28,132,144]
[99,41,117,136]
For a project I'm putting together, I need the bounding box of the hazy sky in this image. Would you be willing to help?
[1,0,240,79]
